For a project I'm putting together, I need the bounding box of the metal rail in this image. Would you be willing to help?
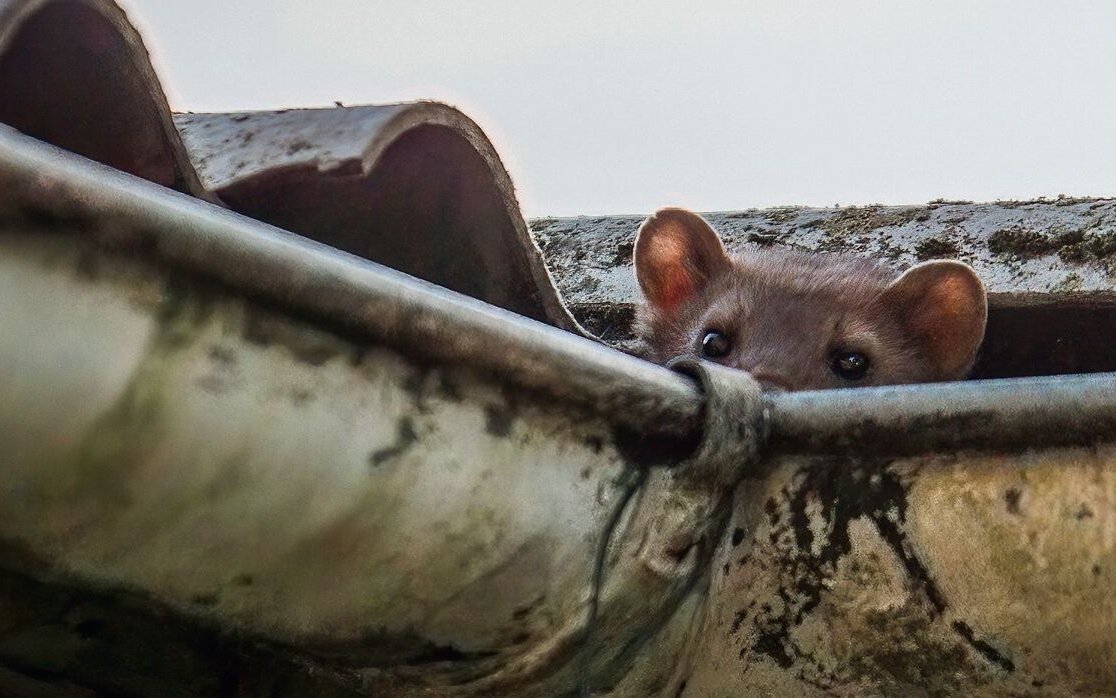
[769,372,1116,456]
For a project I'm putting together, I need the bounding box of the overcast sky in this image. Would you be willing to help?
[123,1,1116,217]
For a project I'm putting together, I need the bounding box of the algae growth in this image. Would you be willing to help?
[988,225,1116,265]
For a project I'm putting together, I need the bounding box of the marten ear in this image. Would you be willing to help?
[881,260,988,379]
[634,208,731,312]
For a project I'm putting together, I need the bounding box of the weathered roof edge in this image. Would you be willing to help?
[174,105,583,334]
[531,201,1116,316]
[0,0,210,198]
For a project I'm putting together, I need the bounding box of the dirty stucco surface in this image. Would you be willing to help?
[530,199,1116,340]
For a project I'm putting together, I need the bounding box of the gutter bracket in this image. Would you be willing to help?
[569,359,766,692]
[667,356,767,491]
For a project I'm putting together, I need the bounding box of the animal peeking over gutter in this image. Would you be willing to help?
[633,207,987,391]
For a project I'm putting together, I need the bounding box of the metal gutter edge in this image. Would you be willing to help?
[0,124,703,439]
[3,124,1116,457]
[769,372,1116,456]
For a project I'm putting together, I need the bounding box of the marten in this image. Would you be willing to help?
[633,208,987,391]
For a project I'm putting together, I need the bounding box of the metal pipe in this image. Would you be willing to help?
[768,372,1116,456]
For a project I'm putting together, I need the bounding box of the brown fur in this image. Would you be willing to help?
[634,209,987,391]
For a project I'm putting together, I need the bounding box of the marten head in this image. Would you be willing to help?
[634,208,987,391]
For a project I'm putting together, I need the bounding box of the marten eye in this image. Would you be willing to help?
[830,350,870,380]
[701,330,731,358]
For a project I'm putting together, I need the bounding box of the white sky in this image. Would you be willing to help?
[123,1,1116,217]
